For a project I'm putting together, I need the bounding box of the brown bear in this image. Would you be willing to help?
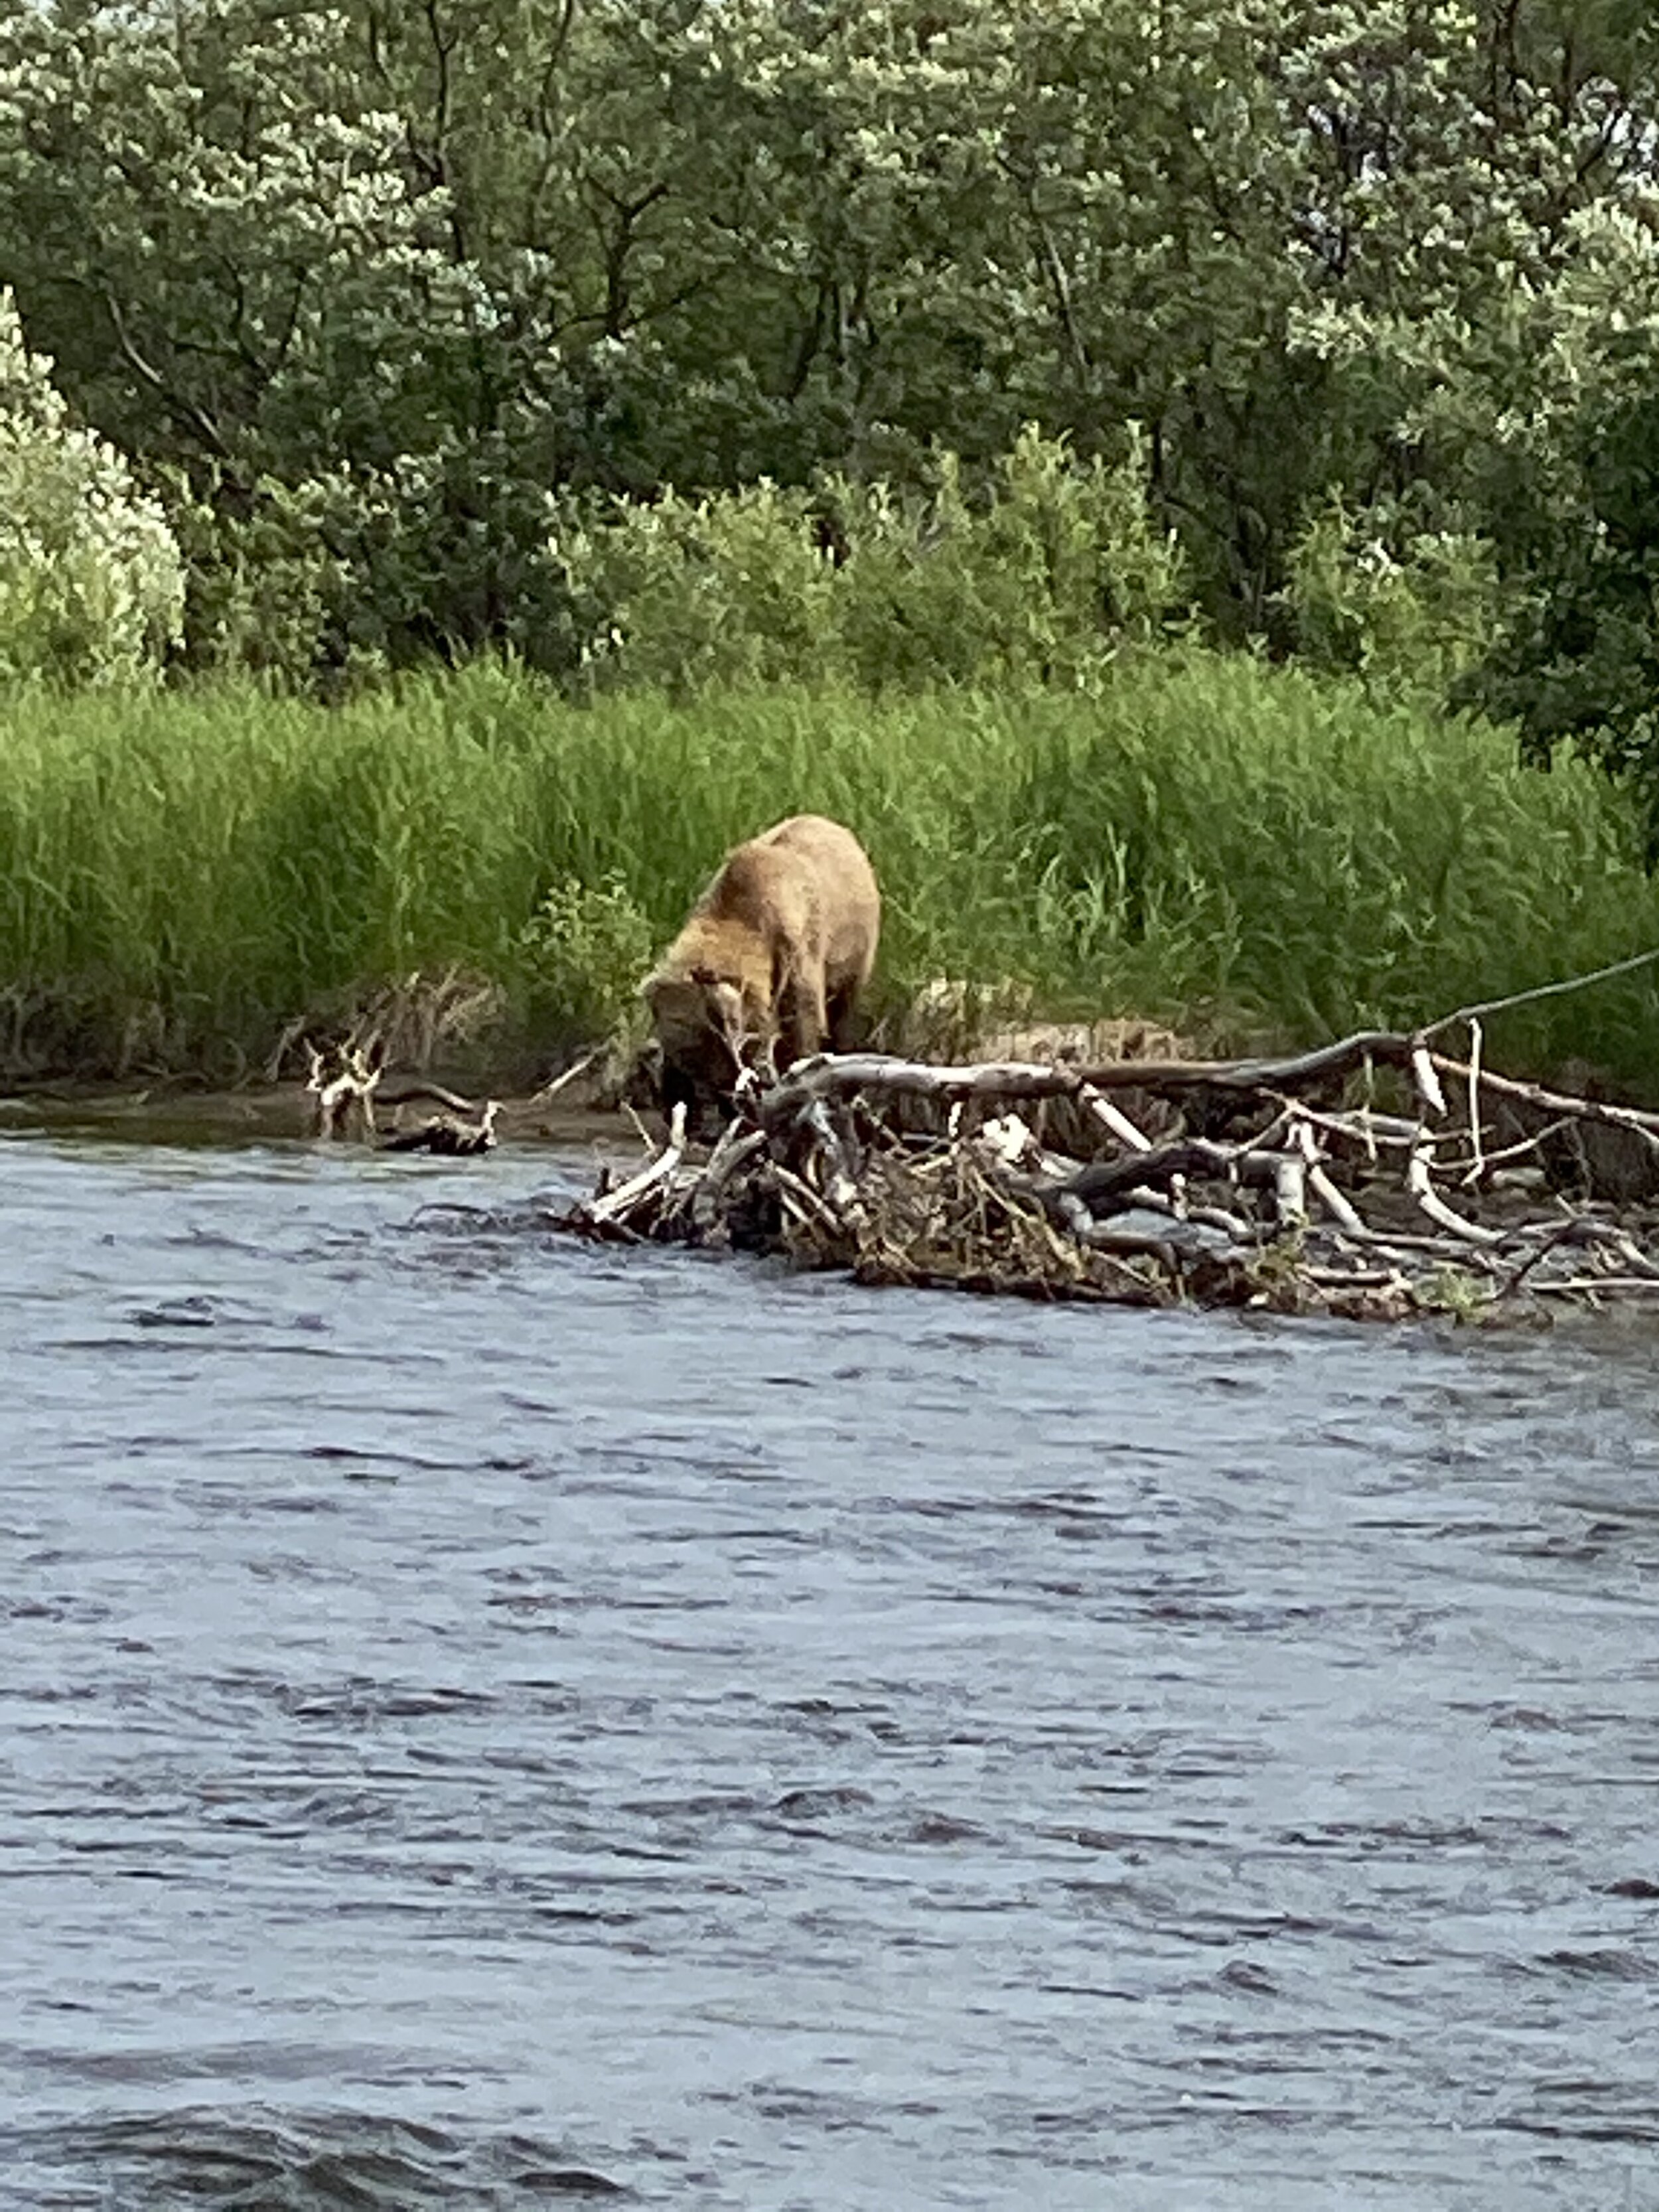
[642,814,881,1120]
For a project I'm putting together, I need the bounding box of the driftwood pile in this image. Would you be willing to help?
[563,1023,1659,1321]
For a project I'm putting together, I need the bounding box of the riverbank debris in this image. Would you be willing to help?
[555,1027,1659,1321]
[306,1045,499,1155]
[381,1098,501,1155]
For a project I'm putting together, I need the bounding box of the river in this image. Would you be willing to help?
[2,1125,1656,2209]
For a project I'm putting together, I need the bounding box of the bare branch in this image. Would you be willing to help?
[101,286,228,456]
[1419,946,1659,1039]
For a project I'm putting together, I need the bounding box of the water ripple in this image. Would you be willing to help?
[3,1130,1658,2207]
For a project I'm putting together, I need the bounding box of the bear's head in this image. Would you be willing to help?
[642,964,774,1128]
[642,966,750,1070]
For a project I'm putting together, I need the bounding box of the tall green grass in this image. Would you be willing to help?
[1003,654,1659,1080]
[3,648,1658,1090]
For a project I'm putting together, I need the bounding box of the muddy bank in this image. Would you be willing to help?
[0,1009,1194,1157]
[0,1078,631,1155]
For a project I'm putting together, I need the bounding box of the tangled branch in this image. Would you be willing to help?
[557,1021,1659,1322]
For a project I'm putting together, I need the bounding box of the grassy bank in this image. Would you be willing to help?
[4,650,1659,1092]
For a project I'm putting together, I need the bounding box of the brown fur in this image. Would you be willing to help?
[643,815,881,1110]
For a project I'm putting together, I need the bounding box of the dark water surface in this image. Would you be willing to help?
[3,1130,1658,2209]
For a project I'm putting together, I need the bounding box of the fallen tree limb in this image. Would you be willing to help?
[376,1078,487,1116]
[1079,1084,1155,1151]
[527,1051,603,1107]
[306,1043,380,1142]
[1019,1138,1248,1220]
[1426,1051,1659,1151]
[305,1046,500,1153]
[762,1032,1423,1119]
[1407,1134,1508,1247]
[1419,946,1659,1041]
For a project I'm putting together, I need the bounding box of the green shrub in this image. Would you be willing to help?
[1282,492,1503,705]
[0,293,184,685]
[173,449,597,692]
[833,430,1185,690]
[517,873,657,1047]
[563,427,1186,695]
[563,479,837,694]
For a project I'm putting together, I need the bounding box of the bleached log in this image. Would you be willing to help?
[1281,1114,1368,1235]
[764,1033,1425,1119]
[1267,1098,1420,1151]
[583,1102,687,1225]
[1410,1044,1447,1117]
[528,1050,602,1106]
[1406,1137,1506,1246]
[1463,1016,1487,1188]
[1078,1084,1153,1151]
[1273,1154,1308,1227]
[1307,1163,1367,1236]
[306,1043,381,1142]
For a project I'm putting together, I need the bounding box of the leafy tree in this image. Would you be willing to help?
[1449,198,1659,835]
[0,0,1657,731]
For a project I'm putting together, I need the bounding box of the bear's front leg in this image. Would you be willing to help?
[775,969,828,1070]
[824,978,865,1053]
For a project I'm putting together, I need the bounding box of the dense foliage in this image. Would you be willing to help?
[1,1,1659,809]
